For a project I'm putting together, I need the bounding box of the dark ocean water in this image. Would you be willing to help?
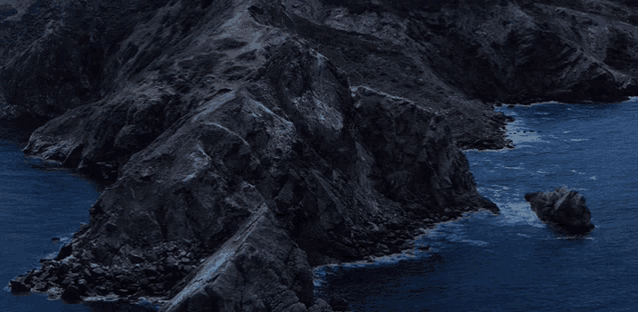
[0,123,99,311]
[315,100,638,311]
[3,100,638,311]
[0,124,156,312]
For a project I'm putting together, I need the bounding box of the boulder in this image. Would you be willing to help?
[524,186,595,234]
[61,284,83,303]
[9,277,30,294]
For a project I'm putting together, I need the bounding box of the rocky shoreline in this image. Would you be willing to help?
[5,0,638,311]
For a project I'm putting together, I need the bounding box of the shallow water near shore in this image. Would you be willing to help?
[4,99,638,311]
[315,101,638,311]
[0,125,156,311]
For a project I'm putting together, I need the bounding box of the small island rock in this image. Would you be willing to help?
[525,186,595,234]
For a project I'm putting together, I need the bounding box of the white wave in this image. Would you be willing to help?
[556,236,594,240]
[313,249,422,272]
[590,176,597,180]
[493,202,545,228]
[460,239,489,247]
[421,221,491,248]
[508,132,548,144]
[570,138,588,142]
[464,147,513,153]
[623,96,638,103]
[365,252,420,264]
[43,252,57,260]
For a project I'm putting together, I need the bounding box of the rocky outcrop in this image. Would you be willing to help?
[10,37,499,310]
[159,205,315,312]
[6,0,638,311]
[525,186,595,234]
[414,0,638,104]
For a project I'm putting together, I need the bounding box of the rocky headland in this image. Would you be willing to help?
[4,0,638,311]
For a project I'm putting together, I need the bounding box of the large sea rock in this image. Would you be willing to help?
[525,186,595,234]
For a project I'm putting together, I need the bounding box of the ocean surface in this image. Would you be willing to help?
[0,123,154,312]
[2,100,637,311]
[0,122,99,311]
[315,100,638,311]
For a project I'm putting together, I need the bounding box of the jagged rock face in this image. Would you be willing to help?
[6,0,638,162]
[21,0,292,180]
[12,39,497,307]
[285,0,638,105]
[8,0,638,311]
[159,205,315,312]
[0,0,167,119]
[421,0,638,104]
[525,186,595,234]
[10,34,497,312]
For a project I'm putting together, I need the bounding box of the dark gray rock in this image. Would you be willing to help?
[10,0,638,310]
[9,277,29,294]
[283,0,638,148]
[0,4,17,20]
[11,35,498,309]
[55,243,73,260]
[61,284,83,303]
[328,295,351,311]
[159,205,313,312]
[525,186,595,234]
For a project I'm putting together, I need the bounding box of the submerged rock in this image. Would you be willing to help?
[525,186,595,234]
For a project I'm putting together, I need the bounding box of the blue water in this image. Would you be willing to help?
[0,124,157,312]
[315,101,638,311]
[0,123,99,311]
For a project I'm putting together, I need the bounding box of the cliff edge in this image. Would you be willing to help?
[5,0,638,311]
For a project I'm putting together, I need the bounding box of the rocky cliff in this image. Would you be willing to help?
[5,0,638,311]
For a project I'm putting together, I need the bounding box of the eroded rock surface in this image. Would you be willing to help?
[10,39,498,310]
[159,205,314,312]
[525,186,595,234]
[5,0,637,311]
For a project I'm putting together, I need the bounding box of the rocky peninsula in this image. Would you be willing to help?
[4,0,638,311]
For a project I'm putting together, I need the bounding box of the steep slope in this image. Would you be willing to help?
[11,37,498,310]
[283,0,638,105]
[5,0,638,311]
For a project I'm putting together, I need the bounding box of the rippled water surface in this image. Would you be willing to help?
[0,125,156,311]
[315,101,638,311]
[0,124,100,311]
